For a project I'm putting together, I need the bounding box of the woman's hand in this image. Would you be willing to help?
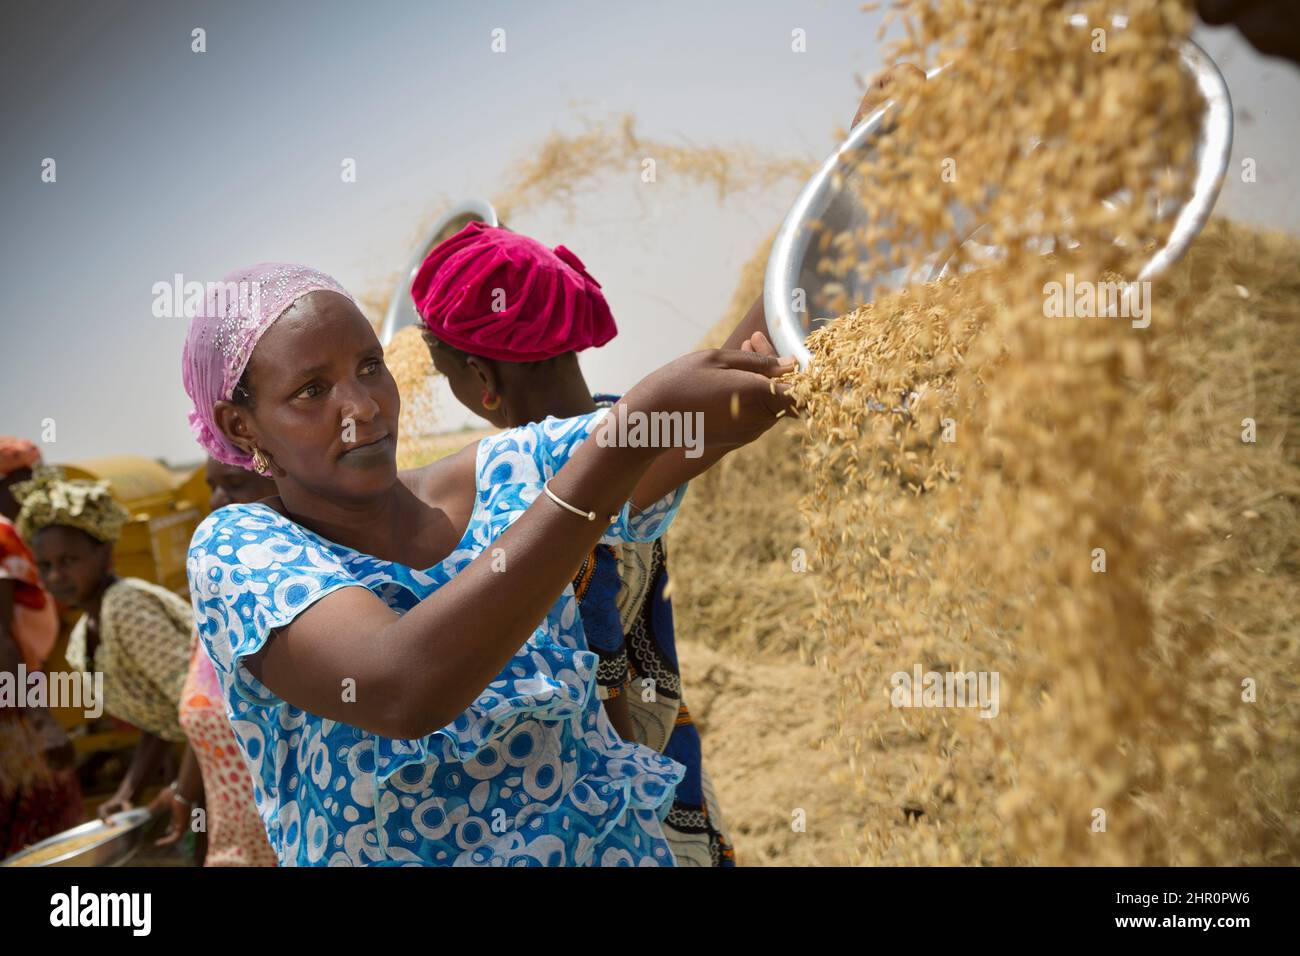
[146,785,191,847]
[738,329,801,419]
[618,333,797,509]
[1197,0,1300,64]
[97,786,134,820]
[149,747,202,846]
[627,336,796,453]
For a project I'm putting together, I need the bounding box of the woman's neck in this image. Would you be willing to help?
[503,363,598,427]
[83,574,117,616]
[82,573,118,656]
[275,482,414,557]
[272,480,462,570]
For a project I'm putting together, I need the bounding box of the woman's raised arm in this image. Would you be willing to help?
[244,346,794,739]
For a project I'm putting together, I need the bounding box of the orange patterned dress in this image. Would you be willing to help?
[177,636,276,867]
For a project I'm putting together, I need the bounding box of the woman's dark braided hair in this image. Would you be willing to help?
[420,327,566,369]
[419,327,471,366]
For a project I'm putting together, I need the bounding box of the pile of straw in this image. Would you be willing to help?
[764,0,1297,864]
[374,5,1298,863]
[672,216,1298,866]
[494,115,814,222]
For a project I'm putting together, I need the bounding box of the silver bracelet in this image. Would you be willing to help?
[543,479,618,524]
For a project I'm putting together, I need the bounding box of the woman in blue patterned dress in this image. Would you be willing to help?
[180,262,794,865]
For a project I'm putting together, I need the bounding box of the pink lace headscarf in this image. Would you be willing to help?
[182,263,356,468]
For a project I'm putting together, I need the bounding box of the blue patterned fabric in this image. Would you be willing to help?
[186,410,687,866]
[576,546,624,656]
[589,393,734,865]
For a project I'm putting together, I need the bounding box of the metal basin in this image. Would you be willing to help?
[1,809,154,867]
[765,35,1233,367]
[380,198,500,347]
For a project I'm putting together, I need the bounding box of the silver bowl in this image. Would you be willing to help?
[379,198,500,347]
[0,809,154,867]
[765,36,1233,367]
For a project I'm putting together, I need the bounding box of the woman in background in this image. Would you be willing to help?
[0,438,83,856]
[15,467,192,819]
[405,79,922,864]
[148,456,278,866]
[412,225,743,865]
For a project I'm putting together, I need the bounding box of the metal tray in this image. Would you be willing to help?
[764,33,1232,367]
[380,197,500,347]
[1,809,154,867]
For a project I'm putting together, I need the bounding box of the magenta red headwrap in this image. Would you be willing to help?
[181,263,356,468]
[411,222,617,362]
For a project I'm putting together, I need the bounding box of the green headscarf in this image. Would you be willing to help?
[12,466,130,544]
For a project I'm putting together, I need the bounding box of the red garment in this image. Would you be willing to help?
[0,711,84,859]
[0,516,58,673]
[411,221,618,361]
[0,514,84,859]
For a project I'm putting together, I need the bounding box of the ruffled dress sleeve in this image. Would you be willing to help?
[186,503,367,707]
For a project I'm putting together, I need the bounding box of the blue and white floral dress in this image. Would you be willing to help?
[186,410,687,866]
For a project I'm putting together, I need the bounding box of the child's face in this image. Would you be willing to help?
[204,457,276,510]
[32,525,114,608]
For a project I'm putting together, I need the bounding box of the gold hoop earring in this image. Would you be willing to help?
[251,447,272,477]
[482,392,502,411]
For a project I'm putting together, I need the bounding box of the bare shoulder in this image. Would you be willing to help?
[398,440,481,508]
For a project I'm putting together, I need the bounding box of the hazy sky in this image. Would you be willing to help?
[2,0,1296,467]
